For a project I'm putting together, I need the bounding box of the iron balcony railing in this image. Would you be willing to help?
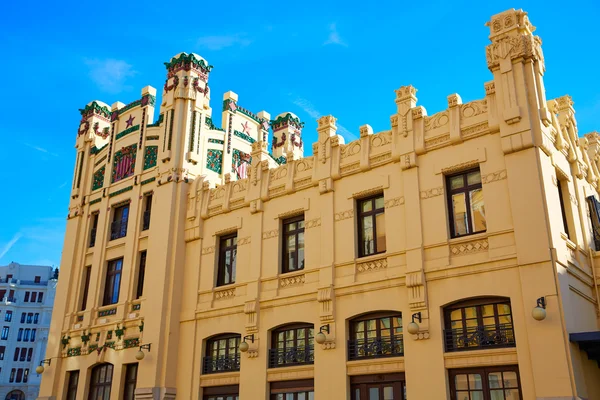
[348,335,404,361]
[268,345,314,368]
[110,220,127,240]
[444,323,516,352]
[89,228,97,247]
[202,354,240,374]
[142,210,151,231]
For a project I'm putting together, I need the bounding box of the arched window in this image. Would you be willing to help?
[5,390,24,400]
[89,363,113,400]
[348,312,403,360]
[202,334,241,374]
[269,324,314,368]
[443,297,515,352]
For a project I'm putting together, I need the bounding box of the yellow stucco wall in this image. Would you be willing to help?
[38,8,600,400]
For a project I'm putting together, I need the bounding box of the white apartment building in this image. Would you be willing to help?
[0,263,57,400]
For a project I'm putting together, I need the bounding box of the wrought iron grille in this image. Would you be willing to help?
[110,221,127,240]
[444,323,516,352]
[142,210,151,231]
[347,335,404,360]
[202,355,240,374]
[268,345,314,368]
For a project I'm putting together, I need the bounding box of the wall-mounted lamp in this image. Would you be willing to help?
[36,359,52,374]
[532,297,547,321]
[135,344,152,360]
[407,312,422,335]
[239,334,254,352]
[315,324,330,344]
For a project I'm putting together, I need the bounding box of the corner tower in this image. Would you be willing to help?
[270,112,304,162]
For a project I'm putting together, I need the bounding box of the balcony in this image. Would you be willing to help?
[348,335,404,361]
[142,210,151,231]
[202,355,240,374]
[268,345,314,368]
[110,220,127,241]
[89,228,97,247]
[444,323,516,352]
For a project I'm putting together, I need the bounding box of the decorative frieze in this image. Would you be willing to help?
[262,230,279,239]
[280,274,305,287]
[384,197,404,209]
[334,209,354,221]
[201,246,215,255]
[215,288,235,300]
[305,218,321,229]
[108,186,133,198]
[420,187,444,199]
[450,238,489,256]
[481,169,507,184]
[356,257,387,273]
[237,236,251,246]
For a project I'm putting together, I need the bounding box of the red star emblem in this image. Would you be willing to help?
[241,121,252,134]
[126,115,135,128]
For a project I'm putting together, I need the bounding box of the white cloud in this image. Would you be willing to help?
[0,233,22,261]
[84,58,136,94]
[323,23,347,47]
[197,34,252,51]
[23,143,58,157]
[291,96,358,141]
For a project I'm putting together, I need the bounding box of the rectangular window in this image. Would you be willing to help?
[13,348,19,362]
[136,251,147,299]
[6,275,12,282]
[447,168,486,238]
[449,366,522,400]
[1,327,9,340]
[27,348,32,361]
[110,204,130,240]
[89,213,99,248]
[24,329,30,342]
[19,347,26,361]
[0,290,5,300]
[23,368,29,383]
[357,195,386,257]
[557,180,571,239]
[142,194,153,231]
[282,216,305,273]
[81,266,92,311]
[9,368,15,383]
[17,328,22,341]
[26,313,32,324]
[38,292,43,303]
[103,259,123,306]
[34,276,41,283]
[31,329,36,342]
[217,234,237,287]
[4,311,12,322]
[31,292,37,303]
[8,290,14,302]
[270,380,314,400]
[350,374,406,400]
[66,371,79,400]
[33,313,39,324]
[0,346,5,360]
[20,313,25,323]
[123,363,138,400]
[203,385,239,400]
[24,292,29,302]
[16,368,23,383]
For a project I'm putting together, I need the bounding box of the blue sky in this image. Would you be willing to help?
[0,0,599,267]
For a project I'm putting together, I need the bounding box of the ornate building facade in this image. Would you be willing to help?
[38,8,600,400]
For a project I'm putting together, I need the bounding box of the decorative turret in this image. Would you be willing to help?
[270,112,305,161]
[163,52,213,110]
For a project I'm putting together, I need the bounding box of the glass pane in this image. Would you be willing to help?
[450,309,462,321]
[362,216,374,255]
[455,374,468,390]
[299,394,306,400]
[298,232,305,269]
[384,386,394,400]
[450,175,464,190]
[481,305,494,317]
[298,220,305,229]
[286,394,294,400]
[355,389,361,400]
[308,392,314,400]
[288,222,297,231]
[362,200,372,212]
[464,307,478,319]
[504,389,519,400]
[467,171,481,185]
[452,193,468,235]
[455,391,470,400]
[471,392,484,400]
[488,372,503,389]
[375,196,384,209]
[490,390,505,400]
[497,304,511,315]
[376,212,386,252]
[369,387,380,400]
[470,188,486,232]
[231,249,237,282]
[503,371,518,388]
[469,374,483,390]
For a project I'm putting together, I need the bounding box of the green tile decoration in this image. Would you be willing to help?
[143,146,158,170]
[92,166,105,191]
[206,149,223,174]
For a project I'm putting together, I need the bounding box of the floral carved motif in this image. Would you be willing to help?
[384,197,404,209]
[280,274,305,287]
[237,236,251,246]
[420,187,444,199]
[450,239,489,256]
[334,209,354,221]
[202,246,215,255]
[341,142,361,159]
[461,100,487,118]
[357,258,388,273]
[370,131,392,148]
[262,230,279,240]
[425,111,449,130]
[305,218,321,229]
